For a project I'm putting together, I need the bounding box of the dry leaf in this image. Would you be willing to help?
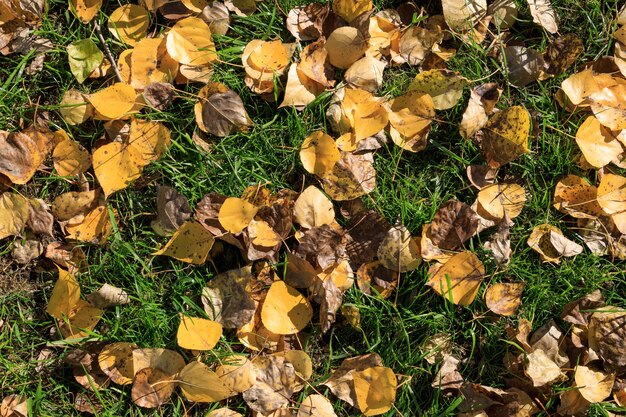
[178,361,232,402]
[92,142,142,197]
[52,136,91,176]
[280,64,324,109]
[0,130,47,184]
[51,189,98,221]
[88,82,137,120]
[376,224,421,272]
[353,366,397,416]
[544,33,584,76]
[345,57,386,93]
[0,192,30,240]
[98,342,137,385]
[476,183,526,220]
[589,84,626,130]
[86,283,129,308]
[560,70,616,107]
[1,395,28,417]
[575,116,623,168]
[527,224,583,263]
[345,210,390,267]
[527,0,558,33]
[286,3,328,41]
[153,221,214,264]
[574,366,615,403]
[131,367,176,408]
[332,0,371,23]
[131,38,179,89]
[202,2,230,35]
[427,251,484,305]
[151,185,191,236]
[59,89,93,125]
[297,394,337,417]
[485,282,525,316]
[429,200,478,250]
[177,315,222,350]
[70,0,102,23]
[108,4,149,46]
[215,355,256,394]
[408,69,464,110]
[524,349,564,387]
[386,91,434,151]
[261,280,312,335]
[207,409,243,417]
[479,106,530,168]
[65,205,114,244]
[325,26,367,70]
[293,185,334,229]
[200,88,252,137]
[218,197,258,233]
[589,308,626,372]
[243,355,297,414]
[597,174,626,234]
[321,151,376,201]
[460,83,501,139]
[166,16,216,66]
[553,175,603,219]
[299,131,340,176]
[202,266,256,328]
[503,46,545,87]
[483,217,512,266]
[322,353,383,407]
[442,0,487,32]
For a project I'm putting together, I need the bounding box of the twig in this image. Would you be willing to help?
[93,20,123,83]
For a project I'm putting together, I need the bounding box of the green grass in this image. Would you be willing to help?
[1,0,626,415]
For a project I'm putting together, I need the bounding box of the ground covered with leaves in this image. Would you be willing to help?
[2,0,626,415]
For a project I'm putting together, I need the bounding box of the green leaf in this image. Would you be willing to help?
[67,38,104,83]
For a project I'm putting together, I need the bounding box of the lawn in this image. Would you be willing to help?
[1,0,625,415]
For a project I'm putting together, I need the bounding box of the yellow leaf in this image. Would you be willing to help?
[297,394,337,417]
[65,205,114,244]
[215,355,256,394]
[553,175,603,219]
[108,4,150,46]
[70,0,102,23]
[376,224,421,272]
[261,281,312,335]
[409,69,465,110]
[92,141,143,197]
[325,27,367,69]
[589,83,626,130]
[442,0,486,31]
[353,366,397,416]
[88,83,137,120]
[59,300,103,339]
[207,409,243,417]
[480,105,530,168]
[293,185,335,228]
[132,348,185,376]
[484,282,525,316]
[527,223,583,263]
[52,135,91,176]
[218,197,258,233]
[177,315,222,350]
[427,251,485,305]
[574,366,615,403]
[282,350,313,381]
[128,119,171,166]
[166,17,217,66]
[131,367,177,408]
[0,192,30,240]
[46,267,80,320]
[386,91,435,139]
[248,219,281,247]
[153,221,215,264]
[341,88,388,143]
[332,0,372,23]
[51,189,99,221]
[300,131,341,176]
[476,183,526,220]
[98,342,137,385]
[178,361,233,402]
[561,70,615,107]
[597,173,626,233]
[575,115,623,168]
[59,89,93,125]
[345,56,386,93]
[131,38,179,89]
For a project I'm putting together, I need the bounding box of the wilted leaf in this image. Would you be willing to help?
[483,217,512,266]
[131,367,176,408]
[261,280,312,335]
[128,119,170,165]
[321,151,376,201]
[52,135,90,177]
[408,69,464,110]
[376,224,420,272]
[322,353,383,407]
[98,342,137,385]
[477,183,526,220]
[0,192,30,240]
[346,210,390,267]
[202,266,256,328]
[286,3,328,41]
[479,106,530,168]
[527,223,583,263]
[589,308,626,372]
[178,361,232,402]
[200,89,252,137]
[65,205,114,244]
[527,0,558,33]
[108,4,149,46]
[553,175,603,219]
[207,409,243,417]
[353,366,397,416]
[429,200,478,250]
[280,64,324,109]
[485,282,524,316]
[442,0,487,31]
[153,221,214,264]
[131,38,179,89]
[386,91,434,150]
[503,46,544,87]
[242,355,297,414]
[218,197,258,233]
[88,83,136,120]
[427,251,484,305]
[575,116,623,168]
[151,185,191,236]
[325,27,367,70]
[544,33,584,76]
[67,39,103,84]
[0,130,48,184]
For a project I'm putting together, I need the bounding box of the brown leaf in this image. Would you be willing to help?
[527,223,583,263]
[1,394,28,417]
[485,282,525,316]
[356,260,398,298]
[524,349,564,387]
[322,353,383,407]
[544,33,583,76]
[483,217,512,266]
[345,210,390,267]
[589,307,626,373]
[142,82,175,111]
[296,224,344,269]
[574,365,615,403]
[561,290,605,327]
[195,191,228,235]
[200,89,252,137]
[151,185,191,236]
[429,200,478,250]
[298,38,334,88]
[503,46,545,87]
[202,2,230,35]
[0,130,47,184]
[431,354,464,393]
[242,355,297,414]
[321,151,376,201]
[86,283,130,309]
[460,83,501,139]
[316,276,342,333]
[442,0,487,32]
[376,223,421,272]
[131,367,176,408]
[285,252,318,289]
[202,266,256,328]
[286,3,328,41]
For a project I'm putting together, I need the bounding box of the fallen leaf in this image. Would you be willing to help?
[242,355,297,414]
[429,200,478,250]
[558,389,590,417]
[524,349,564,387]
[98,342,137,385]
[0,130,48,184]
[408,69,464,110]
[0,192,30,240]
[589,84,626,130]
[466,165,497,190]
[321,151,376,201]
[479,106,530,168]
[560,69,616,107]
[376,224,421,272]
[345,210,390,267]
[442,0,487,32]
[128,118,171,165]
[297,394,337,417]
[503,46,545,87]
[553,175,603,219]
[1,395,28,417]
[92,141,142,197]
[332,0,371,23]
[108,4,150,46]
[166,16,216,66]
[131,367,176,408]
[286,3,328,41]
[386,91,434,151]
[323,353,383,407]
[460,83,501,139]
[151,185,191,236]
[67,38,103,84]
[88,82,137,120]
[215,355,256,394]
[142,82,175,111]
[574,366,615,403]
[589,307,626,372]
[597,174,626,233]
[544,33,584,76]
[293,185,334,229]
[280,64,324,109]
[353,366,397,416]
[527,0,558,33]
[345,56,386,93]
[178,361,233,402]
[427,251,485,305]
[218,197,258,233]
[299,131,340,176]
[527,224,583,263]
[575,116,623,168]
[65,205,114,244]
[483,217,512,266]
[476,183,526,220]
[153,221,215,264]
[261,280,312,335]
[357,260,398,298]
[131,38,179,89]
[59,89,93,125]
[485,282,525,316]
[70,0,102,23]
[202,266,256,328]
[207,409,243,417]
[86,283,129,308]
[325,26,367,69]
